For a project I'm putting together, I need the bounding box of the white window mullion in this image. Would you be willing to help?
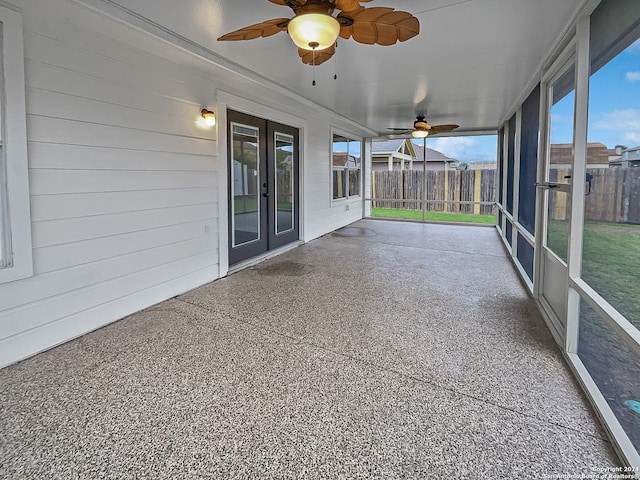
[501,122,509,236]
[565,15,590,355]
[533,72,548,300]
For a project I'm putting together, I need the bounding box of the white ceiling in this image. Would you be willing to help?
[109,0,585,136]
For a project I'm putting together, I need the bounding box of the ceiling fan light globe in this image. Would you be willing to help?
[411,129,429,138]
[288,13,340,51]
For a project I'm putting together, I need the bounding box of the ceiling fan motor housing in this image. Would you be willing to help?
[414,116,431,130]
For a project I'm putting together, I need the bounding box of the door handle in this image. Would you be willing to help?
[585,173,593,196]
[535,182,559,189]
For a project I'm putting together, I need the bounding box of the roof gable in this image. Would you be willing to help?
[372,139,415,156]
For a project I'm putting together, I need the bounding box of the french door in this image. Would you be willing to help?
[227,110,299,265]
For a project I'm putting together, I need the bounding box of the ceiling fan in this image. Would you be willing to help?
[388,116,459,138]
[217,0,420,66]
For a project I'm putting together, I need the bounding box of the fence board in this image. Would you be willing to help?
[546,168,639,224]
[372,168,496,215]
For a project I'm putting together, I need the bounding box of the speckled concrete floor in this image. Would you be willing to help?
[0,220,619,479]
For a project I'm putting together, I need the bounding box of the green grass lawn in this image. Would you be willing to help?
[371,207,495,225]
[547,220,640,329]
[581,221,640,328]
[574,223,640,447]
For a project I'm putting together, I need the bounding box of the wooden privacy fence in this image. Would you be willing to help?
[549,167,640,224]
[371,169,496,215]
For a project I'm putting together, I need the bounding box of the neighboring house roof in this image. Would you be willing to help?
[608,148,622,160]
[412,143,456,163]
[550,142,609,165]
[468,161,497,170]
[332,152,360,168]
[610,145,640,166]
[371,139,406,154]
[371,138,456,163]
[371,138,417,159]
[622,145,640,160]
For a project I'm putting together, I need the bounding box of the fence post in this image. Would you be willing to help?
[444,168,449,212]
[371,170,376,209]
[474,170,481,215]
[454,170,462,213]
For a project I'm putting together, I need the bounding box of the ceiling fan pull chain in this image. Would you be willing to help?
[312,49,316,86]
[334,43,337,80]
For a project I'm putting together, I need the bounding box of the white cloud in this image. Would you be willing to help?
[430,136,495,163]
[551,113,570,123]
[432,137,477,159]
[626,71,640,82]
[593,109,640,145]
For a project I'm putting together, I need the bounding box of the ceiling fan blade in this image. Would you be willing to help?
[217,18,290,41]
[342,7,419,45]
[298,44,336,65]
[427,124,460,135]
[338,22,353,40]
[334,0,362,13]
[268,0,307,5]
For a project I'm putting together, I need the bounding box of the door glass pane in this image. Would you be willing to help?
[231,123,260,247]
[583,34,640,329]
[275,132,294,234]
[546,66,575,263]
[578,299,640,454]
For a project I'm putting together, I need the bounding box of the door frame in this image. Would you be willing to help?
[534,43,577,347]
[216,92,308,277]
[226,110,300,266]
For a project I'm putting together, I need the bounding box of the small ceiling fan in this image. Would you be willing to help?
[217,0,420,66]
[388,116,459,138]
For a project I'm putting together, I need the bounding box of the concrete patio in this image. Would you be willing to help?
[0,219,619,479]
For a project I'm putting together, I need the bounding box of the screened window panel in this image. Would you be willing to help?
[518,84,540,234]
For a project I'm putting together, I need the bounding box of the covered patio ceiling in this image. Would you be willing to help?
[106,0,585,135]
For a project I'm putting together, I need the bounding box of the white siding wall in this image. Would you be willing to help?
[303,117,364,241]
[0,0,369,368]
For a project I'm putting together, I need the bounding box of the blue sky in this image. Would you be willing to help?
[551,38,640,147]
[418,38,640,163]
[412,135,497,163]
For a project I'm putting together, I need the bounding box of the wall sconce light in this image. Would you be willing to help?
[201,109,216,127]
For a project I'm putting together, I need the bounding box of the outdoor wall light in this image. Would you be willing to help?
[288,13,340,51]
[201,109,216,127]
[411,129,429,139]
